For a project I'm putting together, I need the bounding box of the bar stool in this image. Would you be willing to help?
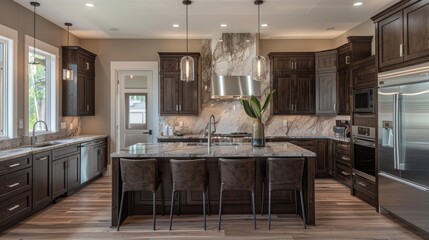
[169,159,209,230]
[218,158,256,230]
[261,157,306,229]
[117,158,164,231]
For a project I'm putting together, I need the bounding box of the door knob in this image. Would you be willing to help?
[143,130,152,135]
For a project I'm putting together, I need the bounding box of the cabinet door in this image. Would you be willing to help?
[337,45,351,69]
[67,155,80,191]
[272,73,293,114]
[84,72,95,115]
[76,73,94,116]
[316,140,328,177]
[352,56,377,89]
[33,151,51,210]
[404,0,429,62]
[315,51,337,72]
[179,74,199,114]
[337,68,351,115]
[378,11,404,69]
[293,73,315,114]
[294,54,315,72]
[316,72,337,115]
[52,158,67,199]
[160,73,179,114]
[272,56,294,73]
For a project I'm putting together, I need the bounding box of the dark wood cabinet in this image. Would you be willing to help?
[352,174,377,207]
[32,151,51,211]
[94,142,107,176]
[52,145,81,199]
[62,46,96,116]
[336,36,373,116]
[373,0,429,71]
[270,53,315,115]
[333,141,352,188]
[315,50,337,115]
[159,52,200,115]
[351,56,377,89]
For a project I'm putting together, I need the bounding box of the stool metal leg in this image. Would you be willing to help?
[295,190,299,214]
[261,182,265,216]
[251,191,256,229]
[299,190,307,229]
[161,182,165,216]
[152,192,156,230]
[207,187,211,216]
[218,184,224,231]
[268,190,272,229]
[117,191,125,231]
[203,191,206,230]
[169,190,175,230]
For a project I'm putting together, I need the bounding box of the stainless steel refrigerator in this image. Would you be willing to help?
[378,63,429,233]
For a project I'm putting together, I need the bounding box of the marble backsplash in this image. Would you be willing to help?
[160,33,350,137]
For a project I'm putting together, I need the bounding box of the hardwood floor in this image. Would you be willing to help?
[0,176,424,239]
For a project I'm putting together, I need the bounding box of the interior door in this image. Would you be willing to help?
[118,70,154,149]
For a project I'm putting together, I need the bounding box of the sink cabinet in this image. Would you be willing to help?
[52,145,81,199]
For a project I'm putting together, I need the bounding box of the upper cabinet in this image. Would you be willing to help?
[315,50,337,115]
[62,46,96,116]
[351,56,377,89]
[158,52,200,115]
[270,53,315,115]
[373,0,429,72]
[336,36,372,115]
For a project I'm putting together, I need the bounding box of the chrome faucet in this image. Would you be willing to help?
[207,115,217,147]
[32,120,48,146]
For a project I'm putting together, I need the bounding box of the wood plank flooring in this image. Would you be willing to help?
[0,176,425,239]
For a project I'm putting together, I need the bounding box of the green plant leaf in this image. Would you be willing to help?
[249,98,261,118]
[250,95,261,110]
[261,89,275,115]
[240,99,257,118]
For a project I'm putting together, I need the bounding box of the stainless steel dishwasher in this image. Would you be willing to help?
[80,141,95,184]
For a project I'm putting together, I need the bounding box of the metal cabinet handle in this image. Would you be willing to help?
[345,56,350,64]
[176,104,178,111]
[7,204,20,211]
[341,156,350,161]
[86,62,90,70]
[357,181,367,187]
[341,171,351,176]
[38,157,48,161]
[333,103,336,111]
[9,163,20,168]
[87,105,90,111]
[291,62,294,69]
[179,105,181,111]
[7,182,20,188]
[294,62,297,70]
[399,44,404,57]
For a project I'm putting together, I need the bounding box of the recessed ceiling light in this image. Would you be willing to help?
[172,24,180,28]
[261,24,268,27]
[220,24,228,28]
[353,1,363,6]
[85,3,95,7]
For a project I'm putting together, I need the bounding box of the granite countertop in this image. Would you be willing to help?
[0,135,107,162]
[158,135,350,143]
[111,142,316,158]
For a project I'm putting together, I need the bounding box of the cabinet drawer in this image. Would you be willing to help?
[335,154,351,164]
[0,155,32,176]
[336,162,351,187]
[0,190,31,224]
[353,174,376,195]
[53,145,80,160]
[0,168,32,201]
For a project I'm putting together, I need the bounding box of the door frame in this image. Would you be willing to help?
[110,61,159,152]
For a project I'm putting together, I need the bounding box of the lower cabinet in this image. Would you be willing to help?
[93,142,107,176]
[32,151,52,211]
[52,145,81,199]
[333,141,352,188]
[352,174,377,207]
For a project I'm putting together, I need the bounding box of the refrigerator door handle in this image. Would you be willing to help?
[379,172,429,192]
[393,94,400,170]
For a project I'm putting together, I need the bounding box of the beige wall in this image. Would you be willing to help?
[332,19,375,54]
[0,0,79,139]
[261,39,334,55]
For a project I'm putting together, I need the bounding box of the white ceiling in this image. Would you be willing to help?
[14,0,398,39]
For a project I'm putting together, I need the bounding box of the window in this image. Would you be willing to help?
[0,24,17,139]
[25,36,58,134]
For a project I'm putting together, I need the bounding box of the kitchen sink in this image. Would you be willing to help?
[32,141,63,148]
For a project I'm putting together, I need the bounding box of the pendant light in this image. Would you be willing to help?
[252,0,266,81]
[29,1,40,65]
[180,0,194,82]
[63,23,74,80]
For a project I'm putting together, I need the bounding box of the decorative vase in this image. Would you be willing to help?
[252,118,265,147]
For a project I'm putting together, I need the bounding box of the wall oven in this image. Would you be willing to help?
[351,126,376,182]
[353,88,375,113]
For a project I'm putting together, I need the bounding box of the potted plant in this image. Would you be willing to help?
[240,90,275,147]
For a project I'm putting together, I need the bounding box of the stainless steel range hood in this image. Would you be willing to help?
[211,75,261,99]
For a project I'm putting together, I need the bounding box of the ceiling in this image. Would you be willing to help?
[14,0,398,39]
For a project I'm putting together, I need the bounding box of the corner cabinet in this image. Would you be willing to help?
[158,52,200,115]
[62,46,96,116]
[270,53,315,115]
[315,50,337,115]
[373,0,429,72]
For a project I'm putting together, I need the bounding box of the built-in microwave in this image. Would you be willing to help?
[353,88,374,113]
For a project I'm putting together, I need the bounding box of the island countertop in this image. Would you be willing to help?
[110,142,316,158]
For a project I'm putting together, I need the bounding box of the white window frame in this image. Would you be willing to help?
[0,24,18,140]
[24,35,59,135]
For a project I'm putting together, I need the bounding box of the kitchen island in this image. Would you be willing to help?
[110,142,316,227]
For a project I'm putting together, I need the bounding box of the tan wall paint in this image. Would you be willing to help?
[0,0,80,137]
[261,39,334,55]
[332,19,375,54]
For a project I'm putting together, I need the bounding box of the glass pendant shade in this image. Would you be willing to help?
[252,55,266,81]
[63,68,73,80]
[180,55,194,82]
